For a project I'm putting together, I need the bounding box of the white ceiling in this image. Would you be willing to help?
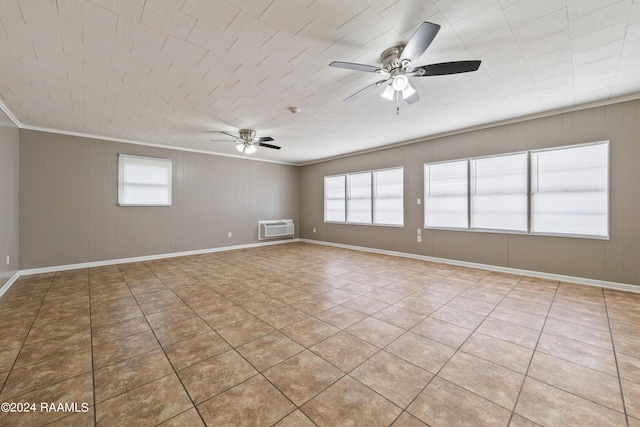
[1,0,639,165]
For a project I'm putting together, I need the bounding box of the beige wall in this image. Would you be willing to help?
[300,99,640,287]
[19,130,299,269]
[0,109,19,286]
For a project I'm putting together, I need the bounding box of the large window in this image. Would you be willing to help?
[423,141,609,239]
[324,167,404,226]
[324,175,346,222]
[373,168,404,226]
[531,142,609,238]
[470,152,528,232]
[118,154,172,206]
[424,160,468,229]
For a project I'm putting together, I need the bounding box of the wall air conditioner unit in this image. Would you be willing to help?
[258,219,295,240]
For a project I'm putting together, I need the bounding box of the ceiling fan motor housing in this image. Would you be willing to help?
[239,129,256,142]
[380,45,410,74]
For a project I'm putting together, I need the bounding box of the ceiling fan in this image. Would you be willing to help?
[212,129,280,154]
[329,22,481,111]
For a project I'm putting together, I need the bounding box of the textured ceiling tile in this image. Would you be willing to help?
[294,17,347,53]
[338,7,392,46]
[225,10,277,46]
[503,0,566,30]
[379,0,439,33]
[452,3,508,42]
[187,20,236,53]
[568,1,632,39]
[1,0,640,163]
[181,0,239,27]
[364,0,400,14]
[58,0,118,36]
[162,34,208,64]
[140,0,197,40]
[88,0,146,19]
[260,0,315,37]
[307,0,368,28]
[566,0,625,20]
[513,8,568,46]
[518,29,569,60]
[436,0,498,24]
[16,0,57,25]
[466,26,515,57]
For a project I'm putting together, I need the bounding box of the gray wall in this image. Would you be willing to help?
[19,130,299,269]
[300,99,640,287]
[0,109,19,286]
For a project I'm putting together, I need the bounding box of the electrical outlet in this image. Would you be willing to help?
[313,227,316,233]
[5,255,9,265]
[228,232,232,238]
[417,236,422,243]
[417,198,421,205]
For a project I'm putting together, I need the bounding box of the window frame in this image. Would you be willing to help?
[118,154,173,207]
[424,159,469,230]
[469,151,529,234]
[373,167,404,227]
[324,174,347,223]
[529,141,610,240]
[323,167,404,227]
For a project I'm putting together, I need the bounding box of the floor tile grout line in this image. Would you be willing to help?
[0,273,56,399]
[505,278,560,426]
[602,288,631,427]
[126,264,211,427]
[397,274,529,421]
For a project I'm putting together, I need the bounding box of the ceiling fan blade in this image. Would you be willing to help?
[344,78,391,102]
[258,142,281,150]
[330,61,383,73]
[255,136,274,142]
[210,139,238,142]
[219,131,238,139]
[413,60,481,76]
[404,80,420,105]
[401,22,441,65]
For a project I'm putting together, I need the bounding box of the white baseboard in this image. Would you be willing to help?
[6,239,299,294]
[0,271,21,298]
[300,239,640,294]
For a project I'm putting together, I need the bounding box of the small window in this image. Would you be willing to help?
[374,167,404,226]
[118,154,172,206]
[424,160,468,229]
[470,152,528,232]
[324,175,346,222]
[347,171,372,224]
[530,142,609,238]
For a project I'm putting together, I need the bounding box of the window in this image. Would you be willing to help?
[324,175,346,222]
[118,154,172,206]
[531,142,609,238]
[424,160,468,229]
[323,167,404,226]
[373,167,404,226]
[470,152,528,232]
[347,172,372,224]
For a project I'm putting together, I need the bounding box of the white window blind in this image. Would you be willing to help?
[118,154,172,206]
[347,172,372,224]
[324,175,346,222]
[530,142,609,238]
[424,160,468,229]
[470,152,528,232]
[373,167,404,226]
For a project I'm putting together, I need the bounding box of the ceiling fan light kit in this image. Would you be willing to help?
[329,21,481,113]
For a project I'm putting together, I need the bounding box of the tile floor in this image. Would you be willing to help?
[0,242,639,426]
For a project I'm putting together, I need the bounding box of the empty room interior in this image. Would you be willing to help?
[1,1,640,426]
